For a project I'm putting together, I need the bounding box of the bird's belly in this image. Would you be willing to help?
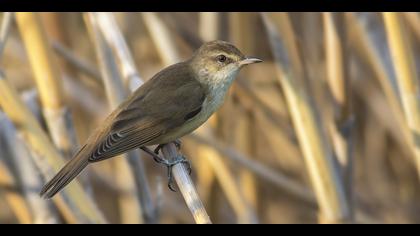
[161,113,210,143]
[149,92,225,145]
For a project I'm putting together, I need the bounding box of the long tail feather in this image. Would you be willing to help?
[40,146,90,199]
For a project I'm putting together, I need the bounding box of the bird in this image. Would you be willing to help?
[40,40,262,199]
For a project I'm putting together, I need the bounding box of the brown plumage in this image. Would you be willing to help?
[40,40,262,198]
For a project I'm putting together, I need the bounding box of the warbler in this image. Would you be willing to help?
[41,40,262,198]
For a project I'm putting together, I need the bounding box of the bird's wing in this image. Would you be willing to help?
[88,62,206,162]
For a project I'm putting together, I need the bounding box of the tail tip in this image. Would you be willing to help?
[39,189,51,199]
[39,184,57,199]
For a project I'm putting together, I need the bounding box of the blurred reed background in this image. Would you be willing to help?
[0,12,419,224]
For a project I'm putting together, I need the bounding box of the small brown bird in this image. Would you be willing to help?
[40,40,262,198]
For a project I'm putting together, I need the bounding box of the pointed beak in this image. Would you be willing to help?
[239,57,263,67]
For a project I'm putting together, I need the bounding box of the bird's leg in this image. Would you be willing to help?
[140,146,166,164]
[154,139,182,155]
[140,146,192,191]
[154,144,164,155]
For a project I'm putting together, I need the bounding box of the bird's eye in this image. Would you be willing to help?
[217,55,227,63]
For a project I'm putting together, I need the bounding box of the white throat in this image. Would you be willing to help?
[200,67,239,116]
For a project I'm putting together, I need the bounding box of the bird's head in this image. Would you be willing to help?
[189,40,262,86]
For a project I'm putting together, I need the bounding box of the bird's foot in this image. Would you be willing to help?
[165,155,191,192]
[140,146,191,192]
[154,139,182,155]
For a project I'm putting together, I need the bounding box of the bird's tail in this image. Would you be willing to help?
[40,145,89,199]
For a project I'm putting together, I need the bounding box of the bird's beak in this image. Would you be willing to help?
[239,57,263,67]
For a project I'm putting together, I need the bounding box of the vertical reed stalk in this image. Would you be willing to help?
[93,12,143,90]
[40,13,76,80]
[323,12,354,219]
[262,13,350,223]
[383,12,420,178]
[403,13,420,42]
[199,12,220,43]
[345,13,413,154]
[0,12,13,57]
[15,12,79,159]
[141,12,180,66]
